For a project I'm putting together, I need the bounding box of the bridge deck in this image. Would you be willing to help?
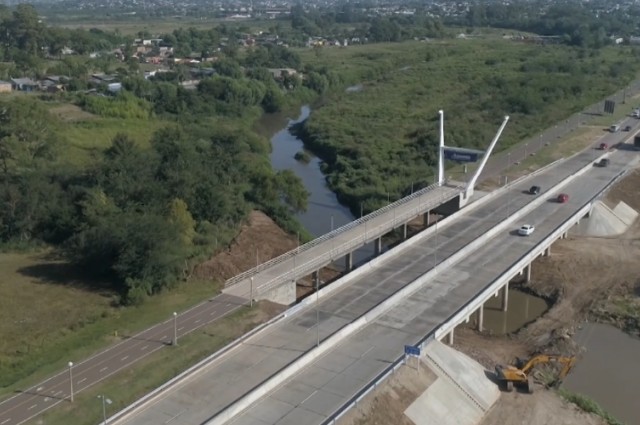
[120,145,618,425]
[223,184,462,299]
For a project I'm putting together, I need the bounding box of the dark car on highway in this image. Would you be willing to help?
[528,185,541,195]
[596,158,610,167]
[624,125,632,132]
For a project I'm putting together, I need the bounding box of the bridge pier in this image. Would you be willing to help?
[544,245,551,257]
[477,306,484,332]
[312,270,320,287]
[447,329,454,345]
[345,252,353,272]
[424,211,431,227]
[524,264,531,283]
[501,284,509,312]
[403,223,408,240]
[374,237,382,256]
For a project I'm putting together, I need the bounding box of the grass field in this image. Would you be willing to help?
[48,102,165,166]
[49,17,281,35]
[0,250,220,397]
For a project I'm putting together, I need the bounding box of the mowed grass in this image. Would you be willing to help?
[29,303,280,425]
[0,251,220,399]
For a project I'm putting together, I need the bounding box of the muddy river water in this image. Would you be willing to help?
[563,323,640,425]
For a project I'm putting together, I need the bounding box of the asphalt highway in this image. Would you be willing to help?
[0,294,244,425]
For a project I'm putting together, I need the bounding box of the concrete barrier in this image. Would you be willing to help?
[432,167,627,343]
[204,156,591,424]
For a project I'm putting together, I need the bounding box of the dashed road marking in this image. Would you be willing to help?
[194,319,201,324]
[121,356,129,361]
[78,378,87,384]
[178,327,184,331]
[100,367,108,373]
[141,345,148,351]
[36,386,44,392]
[1,418,11,424]
[28,404,37,411]
[54,391,62,397]
[161,335,168,340]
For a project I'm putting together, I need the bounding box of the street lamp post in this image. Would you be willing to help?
[98,395,112,424]
[250,277,254,308]
[68,361,74,402]
[172,312,178,346]
[316,274,320,347]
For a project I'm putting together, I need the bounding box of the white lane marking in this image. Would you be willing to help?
[100,367,108,372]
[210,311,217,316]
[54,391,62,397]
[28,404,37,411]
[141,345,148,350]
[194,319,201,324]
[1,418,12,424]
[161,335,168,340]
[300,390,318,405]
[36,386,44,391]
[44,397,50,402]
[78,378,87,384]
[178,327,184,331]
[121,356,129,361]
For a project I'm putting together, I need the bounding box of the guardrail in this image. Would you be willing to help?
[224,181,445,289]
[322,157,624,425]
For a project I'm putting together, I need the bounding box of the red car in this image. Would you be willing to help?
[557,193,569,203]
[598,143,608,150]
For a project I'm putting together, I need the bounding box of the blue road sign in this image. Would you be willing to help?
[443,147,484,163]
[404,345,421,357]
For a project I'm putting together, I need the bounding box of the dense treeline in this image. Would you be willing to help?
[290,4,446,43]
[0,97,307,304]
[459,1,638,48]
[295,41,640,216]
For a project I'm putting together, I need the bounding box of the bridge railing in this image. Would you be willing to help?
[224,180,451,289]
[254,185,465,296]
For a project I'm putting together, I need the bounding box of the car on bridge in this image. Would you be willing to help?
[518,224,535,236]
[528,185,541,195]
[598,143,609,150]
[557,193,569,203]
[595,158,610,168]
[624,125,632,132]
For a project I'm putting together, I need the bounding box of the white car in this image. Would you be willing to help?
[518,224,535,236]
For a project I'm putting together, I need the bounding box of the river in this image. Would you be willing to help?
[563,322,640,425]
[261,105,376,265]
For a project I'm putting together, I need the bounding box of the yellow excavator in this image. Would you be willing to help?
[495,354,576,394]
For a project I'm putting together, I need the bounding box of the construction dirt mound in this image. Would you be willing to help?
[571,201,637,237]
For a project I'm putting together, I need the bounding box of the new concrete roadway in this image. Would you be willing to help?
[115,133,636,425]
[0,294,244,425]
[229,148,637,425]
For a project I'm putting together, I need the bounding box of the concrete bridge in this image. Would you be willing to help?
[110,121,639,425]
[223,114,509,305]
